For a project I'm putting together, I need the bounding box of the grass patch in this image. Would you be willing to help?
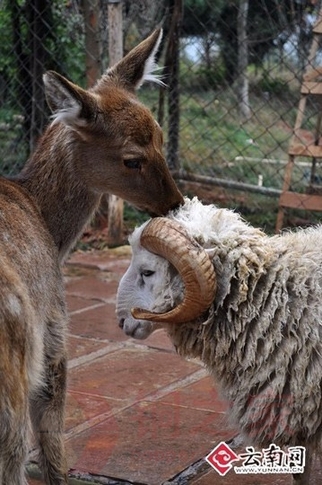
[138,83,322,230]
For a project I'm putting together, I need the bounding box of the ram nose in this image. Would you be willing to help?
[118,316,154,340]
[118,316,138,337]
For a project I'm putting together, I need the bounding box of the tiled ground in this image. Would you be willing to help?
[27,248,322,485]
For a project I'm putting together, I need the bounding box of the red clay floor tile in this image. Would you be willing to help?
[68,303,126,341]
[66,248,131,272]
[65,274,119,302]
[67,336,108,361]
[66,401,233,485]
[65,391,124,433]
[67,346,200,402]
[159,375,230,414]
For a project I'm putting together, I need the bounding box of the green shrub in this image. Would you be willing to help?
[257,72,291,96]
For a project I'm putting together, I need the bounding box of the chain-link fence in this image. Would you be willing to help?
[1,0,322,232]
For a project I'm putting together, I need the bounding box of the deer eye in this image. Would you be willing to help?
[124,158,142,170]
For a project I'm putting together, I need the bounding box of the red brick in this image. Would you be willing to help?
[67,401,232,485]
[160,375,229,414]
[68,304,125,341]
[67,347,200,401]
[67,336,108,360]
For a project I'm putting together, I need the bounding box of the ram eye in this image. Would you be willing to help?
[124,158,142,170]
[141,270,155,278]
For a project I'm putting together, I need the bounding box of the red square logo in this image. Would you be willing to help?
[206,441,239,476]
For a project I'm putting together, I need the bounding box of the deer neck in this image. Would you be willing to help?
[16,125,101,263]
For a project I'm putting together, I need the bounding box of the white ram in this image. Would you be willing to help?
[116,197,322,485]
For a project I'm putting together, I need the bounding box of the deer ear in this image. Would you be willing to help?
[43,71,97,127]
[98,28,164,92]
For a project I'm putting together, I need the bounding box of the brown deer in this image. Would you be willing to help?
[0,29,183,484]
[18,28,183,263]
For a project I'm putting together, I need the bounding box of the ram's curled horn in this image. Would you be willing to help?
[131,218,217,324]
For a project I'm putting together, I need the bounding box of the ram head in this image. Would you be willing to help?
[117,217,216,339]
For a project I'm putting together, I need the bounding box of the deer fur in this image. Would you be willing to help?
[0,180,67,485]
[0,29,183,484]
[17,28,183,264]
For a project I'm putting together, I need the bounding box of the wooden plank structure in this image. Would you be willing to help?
[276,7,322,231]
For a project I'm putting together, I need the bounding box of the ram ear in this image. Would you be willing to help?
[95,28,164,93]
[43,71,97,127]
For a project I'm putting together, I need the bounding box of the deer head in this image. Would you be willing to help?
[42,29,183,217]
[17,29,184,261]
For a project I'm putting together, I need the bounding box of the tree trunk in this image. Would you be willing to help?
[237,0,251,122]
[82,0,102,88]
[107,0,124,246]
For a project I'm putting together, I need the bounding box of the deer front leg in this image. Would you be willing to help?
[0,415,29,485]
[0,390,29,485]
[0,312,31,485]
[30,355,68,485]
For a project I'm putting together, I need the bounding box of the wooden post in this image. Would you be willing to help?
[237,0,251,121]
[83,0,102,88]
[107,0,124,246]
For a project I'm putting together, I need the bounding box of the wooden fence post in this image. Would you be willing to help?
[83,0,102,88]
[237,0,251,121]
[107,0,124,246]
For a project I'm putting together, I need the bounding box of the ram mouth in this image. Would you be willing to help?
[119,317,153,340]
